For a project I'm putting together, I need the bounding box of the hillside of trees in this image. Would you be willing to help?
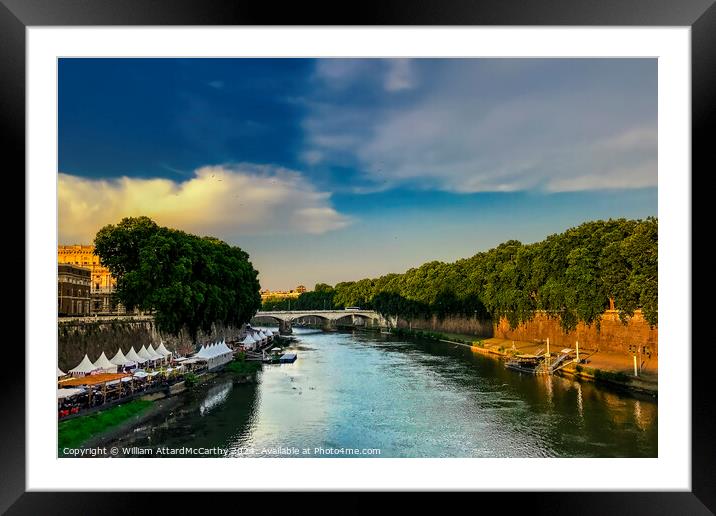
[262,218,657,332]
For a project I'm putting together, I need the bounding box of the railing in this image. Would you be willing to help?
[256,309,378,314]
[91,287,116,294]
[58,314,155,323]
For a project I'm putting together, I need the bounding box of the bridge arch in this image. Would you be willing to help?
[289,313,331,324]
[332,312,380,326]
[251,314,285,324]
[252,310,386,334]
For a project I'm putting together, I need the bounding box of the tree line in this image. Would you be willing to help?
[262,218,657,332]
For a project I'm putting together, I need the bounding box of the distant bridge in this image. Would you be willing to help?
[252,310,388,334]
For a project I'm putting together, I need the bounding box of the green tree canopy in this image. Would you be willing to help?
[261,218,657,332]
[94,217,261,340]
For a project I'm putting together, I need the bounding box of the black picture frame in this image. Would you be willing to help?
[3,0,710,513]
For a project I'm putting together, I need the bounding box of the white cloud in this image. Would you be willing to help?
[300,149,324,165]
[384,59,415,92]
[545,160,658,192]
[313,60,368,88]
[314,59,416,93]
[58,165,352,244]
[303,59,657,193]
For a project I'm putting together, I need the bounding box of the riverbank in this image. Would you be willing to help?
[385,328,657,396]
[474,337,657,395]
[59,399,154,450]
[59,360,262,452]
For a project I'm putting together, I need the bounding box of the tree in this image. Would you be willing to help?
[298,218,658,331]
[94,217,261,340]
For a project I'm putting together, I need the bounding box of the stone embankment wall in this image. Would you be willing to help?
[58,316,245,371]
[493,310,657,355]
[396,314,494,338]
[396,309,657,356]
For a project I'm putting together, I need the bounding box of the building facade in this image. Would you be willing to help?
[57,245,122,314]
[260,285,308,301]
[58,264,91,316]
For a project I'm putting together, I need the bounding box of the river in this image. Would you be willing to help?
[106,328,657,457]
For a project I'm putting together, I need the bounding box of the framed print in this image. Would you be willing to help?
[3,0,712,512]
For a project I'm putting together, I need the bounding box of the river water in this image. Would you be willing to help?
[107,328,657,457]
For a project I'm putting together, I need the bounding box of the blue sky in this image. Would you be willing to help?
[58,58,657,290]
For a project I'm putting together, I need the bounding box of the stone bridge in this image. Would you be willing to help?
[252,310,388,334]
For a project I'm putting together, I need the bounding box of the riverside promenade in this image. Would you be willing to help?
[472,337,657,394]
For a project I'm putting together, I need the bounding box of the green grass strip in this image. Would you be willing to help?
[58,399,153,450]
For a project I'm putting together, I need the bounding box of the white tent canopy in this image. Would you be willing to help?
[109,348,137,367]
[69,354,100,377]
[92,352,118,373]
[156,342,172,357]
[109,348,127,365]
[57,367,66,378]
[196,342,230,360]
[194,341,233,371]
[147,344,164,361]
[241,334,257,349]
[126,346,148,364]
[137,345,154,361]
[110,348,135,367]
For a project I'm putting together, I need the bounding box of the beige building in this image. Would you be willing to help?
[260,285,308,301]
[58,245,123,313]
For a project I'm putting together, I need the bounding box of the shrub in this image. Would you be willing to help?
[184,372,198,388]
[225,360,261,375]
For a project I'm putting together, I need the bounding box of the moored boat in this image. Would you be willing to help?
[505,354,549,375]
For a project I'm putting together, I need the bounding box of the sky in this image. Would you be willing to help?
[58,58,657,291]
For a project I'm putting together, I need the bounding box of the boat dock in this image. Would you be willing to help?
[279,353,297,364]
[505,348,576,376]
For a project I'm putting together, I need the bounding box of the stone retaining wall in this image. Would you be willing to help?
[58,316,245,372]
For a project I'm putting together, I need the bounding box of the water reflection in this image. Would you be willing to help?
[105,328,657,457]
[200,380,233,416]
